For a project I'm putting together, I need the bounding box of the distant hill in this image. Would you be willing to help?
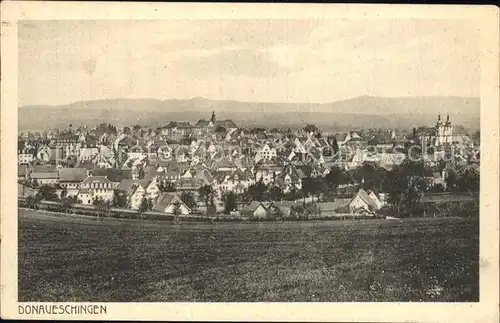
[19,96,480,133]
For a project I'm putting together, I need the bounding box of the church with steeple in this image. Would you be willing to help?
[435,114,453,146]
[418,114,454,151]
[195,110,237,132]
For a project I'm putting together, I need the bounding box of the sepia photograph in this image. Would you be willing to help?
[1,2,499,322]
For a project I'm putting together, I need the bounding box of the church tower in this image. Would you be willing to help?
[443,114,453,144]
[435,114,442,146]
[435,114,453,146]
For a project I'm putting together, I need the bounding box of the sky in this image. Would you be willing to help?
[18,19,480,106]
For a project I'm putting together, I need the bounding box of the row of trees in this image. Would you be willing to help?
[23,158,479,218]
[160,158,479,217]
[445,166,480,193]
[383,161,479,216]
[231,160,479,216]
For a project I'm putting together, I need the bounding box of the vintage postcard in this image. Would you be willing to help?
[1,1,499,322]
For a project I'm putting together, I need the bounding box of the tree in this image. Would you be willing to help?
[301,176,327,201]
[236,191,252,205]
[269,205,284,222]
[471,130,480,146]
[330,137,339,155]
[215,125,226,133]
[112,190,127,208]
[30,178,39,188]
[172,201,181,216]
[198,185,216,211]
[303,124,319,134]
[250,127,266,134]
[222,191,238,214]
[290,204,305,218]
[325,167,340,188]
[207,203,217,216]
[268,186,284,201]
[60,196,77,213]
[456,167,480,193]
[93,197,111,217]
[60,187,68,199]
[325,167,350,188]
[301,176,316,198]
[26,195,41,210]
[283,186,304,201]
[430,183,445,193]
[138,195,153,215]
[180,191,197,209]
[445,169,458,192]
[351,163,388,193]
[247,179,268,201]
[37,185,59,202]
[25,195,34,209]
[384,160,430,216]
[435,159,447,173]
[315,178,330,199]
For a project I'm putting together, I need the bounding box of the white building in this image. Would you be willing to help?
[254,143,277,163]
[435,114,453,146]
[79,147,99,161]
[18,153,34,164]
[78,176,114,205]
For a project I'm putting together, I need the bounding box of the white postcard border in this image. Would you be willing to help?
[1,2,499,322]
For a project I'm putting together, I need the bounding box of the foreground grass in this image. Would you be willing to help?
[18,209,479,302]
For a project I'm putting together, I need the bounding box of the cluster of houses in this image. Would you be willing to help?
[237,187,384,218]
[18,112,479,217]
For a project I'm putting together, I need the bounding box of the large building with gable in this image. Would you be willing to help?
[195,111,237,132]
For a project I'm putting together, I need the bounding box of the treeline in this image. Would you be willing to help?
[21,159,479,219]
[212,160,480,217]
[145,159,480,217]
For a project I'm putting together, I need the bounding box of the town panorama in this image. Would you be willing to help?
[18,111,479,219]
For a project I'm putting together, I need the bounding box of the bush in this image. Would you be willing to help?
[290,204,305,216]
[378,206,396,218]
[446,201,479,218]
[142,213,173,221]
[422,200,479,218]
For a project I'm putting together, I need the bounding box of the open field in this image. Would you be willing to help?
[18,209,479,302]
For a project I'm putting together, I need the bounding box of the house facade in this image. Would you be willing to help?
[18,153,35,164]
[58,168,88,197]
[241,201,268,219]
[254,143,277,163]
[78,176,114,205]
[31,166,59,186]
[153,192,191,215]
[55,132,81,158]
[336,189,380,214]
[215,169,254,198]
[79,147,99,161]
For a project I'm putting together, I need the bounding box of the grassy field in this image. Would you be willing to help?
[18,209,479,302]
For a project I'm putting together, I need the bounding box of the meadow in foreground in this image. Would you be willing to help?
[18,209,479,302]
